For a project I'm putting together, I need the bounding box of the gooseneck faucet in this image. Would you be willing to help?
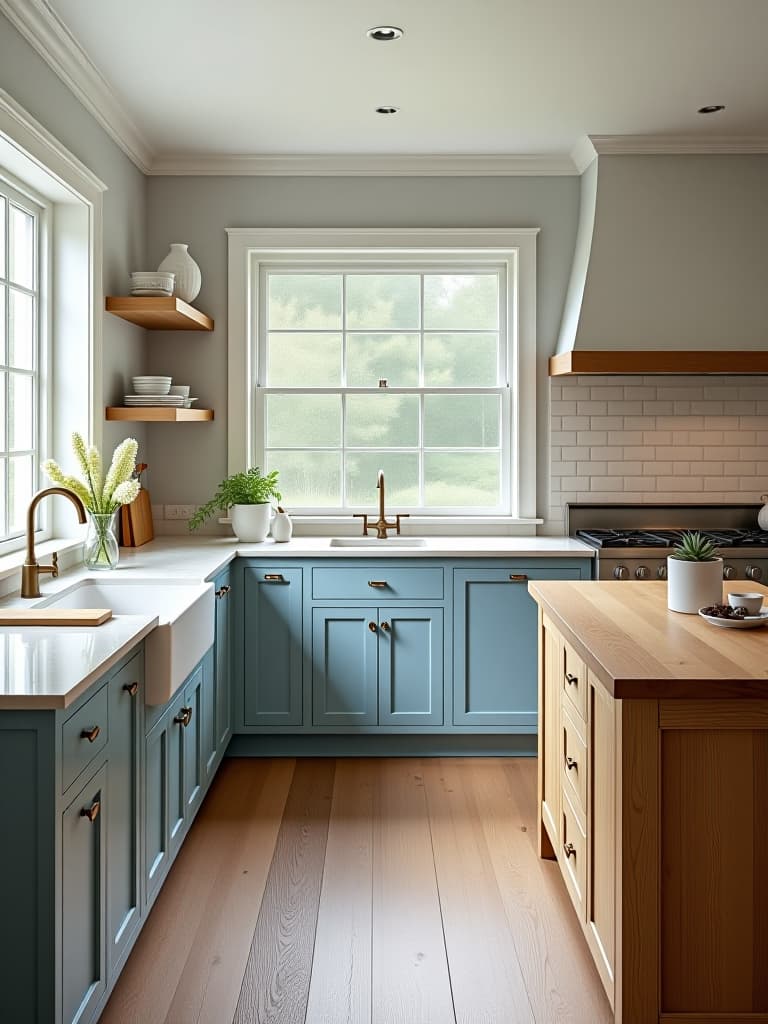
[21,487,87,598]
[354,470,409,540]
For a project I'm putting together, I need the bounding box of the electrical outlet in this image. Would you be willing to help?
[165,504,196,520]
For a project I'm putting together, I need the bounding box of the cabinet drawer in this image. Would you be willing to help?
[62,685,109,792]
[560,790,587,917]
[312,566,443,601]
[561,704,587,823]
[561,636,587,721]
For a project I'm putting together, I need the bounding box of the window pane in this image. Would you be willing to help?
[0,198,5,278]
[0,287,5,364]
[346,452,419,506]
[266,450,341,507]
[424,452,500,507]
[0,372,5,450]
[267,333,341,386]
[346,333,419,387]
[9,373,33,451]
[9,205,34,290]
[346,394,419,447]
[268,274,341,329]
[424,395,500,448]
[266,394,340,447]
[346,275,419,330]
[9,454,33,533]
[9,289,34,370]
[424,333,498,386]
[423,274,498,330]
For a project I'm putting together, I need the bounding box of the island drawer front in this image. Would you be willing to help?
[560,789,587,918]
[312,566,444,601]
[561,636,587,721]
[62,685,109,792]
[561,704,587,823]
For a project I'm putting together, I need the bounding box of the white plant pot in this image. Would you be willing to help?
[667,556,723,613]
[157,243,202,303]
[230,503,274,543]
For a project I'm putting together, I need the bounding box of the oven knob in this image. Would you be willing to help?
[723,565,737,580]
[657,565,667,580]
[747,565,763,581]
[613,566,629,580]
[635,566,650,580]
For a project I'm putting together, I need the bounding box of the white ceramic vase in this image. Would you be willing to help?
[667,555,723,613]
[157,243,201,303]
[759,494,768,531]
[230,503,274,543]
[271,510,293,543]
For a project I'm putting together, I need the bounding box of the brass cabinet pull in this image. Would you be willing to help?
[80,725,100,743]
[509,574,528,583]
[565,755,578,771]
[565,672,578,687]
[174,706,193,728]
[262,574,286,584]
[368,621,378,633]
[123,681,139,697]
[563,842,576,859]
[380,621,391,632]
[215,584,231,598]
[81,799,100,823]
[368,580,387,588]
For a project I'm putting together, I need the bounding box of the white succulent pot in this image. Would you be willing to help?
[230,503,274,543]
[157,243,202,303]
[667,555,723,613]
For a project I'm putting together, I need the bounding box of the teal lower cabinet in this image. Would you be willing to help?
[144,710,169,903]
[213,569,233,758]
[312,607,379,725]
[378,608,443,726]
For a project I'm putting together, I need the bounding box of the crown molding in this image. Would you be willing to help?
[570,136,598,174]
[0,0,154,173]
[587,133,768,156]
[149,152,578,176]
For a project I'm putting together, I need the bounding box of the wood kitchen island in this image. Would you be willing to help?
[529,579,768,1024]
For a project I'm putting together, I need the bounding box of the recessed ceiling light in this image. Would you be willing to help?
[698,104,725,114]
[375,106,399,115]
[367,26,404,41]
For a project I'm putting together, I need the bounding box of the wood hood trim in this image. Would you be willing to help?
[549,350,768,376]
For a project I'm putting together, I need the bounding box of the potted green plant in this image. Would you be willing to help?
[667,531,723,613]
[189,467,281,542]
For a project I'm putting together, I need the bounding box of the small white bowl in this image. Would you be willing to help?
[168,384,191,398]
[129,271,175,296]
[727,592,764,615]
[132,375,172,396]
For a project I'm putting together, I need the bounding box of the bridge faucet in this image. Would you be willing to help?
[353,470,409,540]
[21,487,87,598]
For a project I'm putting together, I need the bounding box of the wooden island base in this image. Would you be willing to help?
[530,580,768,1024]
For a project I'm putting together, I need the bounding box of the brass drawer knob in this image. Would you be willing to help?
[215,585,231,598]
[81,799,100,823]
[262,574,286,584]
[174,706,193,728]
[368,621,378,633]
[565,755,578,771]
[563,842,576,859]
[508,574,528,583]
[565,672,578,687]
[123,681,139,697]
[380,621,391,632]
[80,725,101,743]
[368,580,387,588]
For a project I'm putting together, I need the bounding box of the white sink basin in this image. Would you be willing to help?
[40,579,214,706]
[330,536,427,548]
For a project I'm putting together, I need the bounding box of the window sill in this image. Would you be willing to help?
[0,536,84,598]
[218,515,544,536]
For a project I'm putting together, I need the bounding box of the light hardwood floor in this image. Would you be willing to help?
[101,757,611,1024]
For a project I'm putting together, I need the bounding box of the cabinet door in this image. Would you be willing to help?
[144,716,169,903]
[312,607,378,726]
[215,573,232,750]
[243,567,303,726]
[106,653,143,976]
[538,613,561,855]
[453,567,581,727]
[167,689,187,858]
[378,608,443,726]
[62,764,107,1024]
[202,647,217,780]
[182,665,203,819]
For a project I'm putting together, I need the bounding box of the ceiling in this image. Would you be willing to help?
[31,0,768,167]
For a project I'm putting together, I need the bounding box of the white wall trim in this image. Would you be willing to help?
[0,0,154,173]
[587,133,768,156]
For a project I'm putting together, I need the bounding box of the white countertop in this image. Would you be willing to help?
[0,533,593,711]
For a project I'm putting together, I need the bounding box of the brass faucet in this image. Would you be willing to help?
[21,487,87,598]
[354,470,409,540]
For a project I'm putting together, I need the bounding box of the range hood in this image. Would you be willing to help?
[551,140,768,375]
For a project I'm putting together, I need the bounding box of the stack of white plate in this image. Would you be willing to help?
[130,272,175,296]
[124,395,185,407]
[132,376,172,395]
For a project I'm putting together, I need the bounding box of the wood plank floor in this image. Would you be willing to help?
[101,758,612,1024]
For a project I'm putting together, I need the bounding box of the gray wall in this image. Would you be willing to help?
[0,11,148,460]
[146,175,580,516]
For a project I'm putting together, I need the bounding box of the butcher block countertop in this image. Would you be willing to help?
[528,579,768,699]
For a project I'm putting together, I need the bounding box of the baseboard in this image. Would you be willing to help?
[225,733,538,758]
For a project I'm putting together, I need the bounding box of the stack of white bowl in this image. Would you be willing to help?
[129,272,175,296]
[124,377,197,408]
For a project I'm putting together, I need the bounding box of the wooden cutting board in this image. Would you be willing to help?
[121,463,154,547]
[0,609,113,626]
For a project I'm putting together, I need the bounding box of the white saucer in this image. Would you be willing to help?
[698,608,768,629]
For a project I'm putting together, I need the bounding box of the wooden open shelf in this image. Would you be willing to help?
[549,350,768,376]
[105,296,214,331]
[106,407,214,422]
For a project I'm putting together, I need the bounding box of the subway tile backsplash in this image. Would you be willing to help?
[547,375,768,532]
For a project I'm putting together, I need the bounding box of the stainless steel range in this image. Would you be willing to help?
[567,502,768,582]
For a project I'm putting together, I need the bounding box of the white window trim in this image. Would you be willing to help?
[227,228,540,529]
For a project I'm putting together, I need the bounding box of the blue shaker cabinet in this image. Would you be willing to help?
[243,566,303,726]
[312,607,379,725]
[378,608,443,726]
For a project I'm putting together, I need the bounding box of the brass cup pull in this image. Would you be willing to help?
[81,799,100,823]
[174,706,193,728]
[565,755,578,771]
[565,672,578,687]
[563,842,576,859]
[123,681,139,697]
[80,725,101,743]
[380,621,391,632]
[215,584,231,599]
[509,574,528,583]
[368,580,387,589]
[262,574,285,584]
[368,621,378,633]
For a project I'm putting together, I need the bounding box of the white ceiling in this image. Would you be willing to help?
[38,0,768,164]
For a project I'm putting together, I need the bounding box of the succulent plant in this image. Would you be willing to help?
[671,530,719,562]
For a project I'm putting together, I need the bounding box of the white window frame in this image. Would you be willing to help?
[227,228,539,528]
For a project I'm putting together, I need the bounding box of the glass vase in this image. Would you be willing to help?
[84,511,120,570]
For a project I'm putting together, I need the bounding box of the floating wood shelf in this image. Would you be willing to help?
[549,350,768,376]
[105,296,214,331]
[106,407,214,422]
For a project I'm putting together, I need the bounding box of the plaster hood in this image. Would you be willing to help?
[551,140,768,375]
